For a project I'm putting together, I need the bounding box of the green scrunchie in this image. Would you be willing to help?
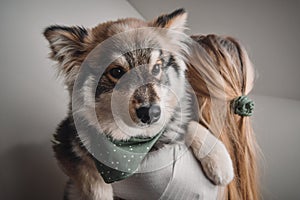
[232,95,254,116]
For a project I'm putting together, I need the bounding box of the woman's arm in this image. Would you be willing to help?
[112,144,220,200]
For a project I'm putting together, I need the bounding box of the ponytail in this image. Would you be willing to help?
[187,34,260,200]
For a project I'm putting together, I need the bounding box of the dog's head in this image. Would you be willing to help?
[44,9,190,140]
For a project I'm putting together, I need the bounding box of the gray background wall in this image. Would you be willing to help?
[0,0,299,199]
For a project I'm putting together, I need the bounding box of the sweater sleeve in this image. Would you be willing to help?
[112,144,221,200]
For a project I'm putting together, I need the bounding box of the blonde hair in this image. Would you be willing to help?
[187,34,259,200]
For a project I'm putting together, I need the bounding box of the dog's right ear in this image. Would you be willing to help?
[150,8,188,32]
[43,25,88,77]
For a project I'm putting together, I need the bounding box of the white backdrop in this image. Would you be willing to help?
[251,95,300,199]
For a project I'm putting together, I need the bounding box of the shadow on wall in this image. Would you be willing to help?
[0,141,67,200]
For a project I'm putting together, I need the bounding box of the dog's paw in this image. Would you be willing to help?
[200,141,234,186]
[186,121,234,185]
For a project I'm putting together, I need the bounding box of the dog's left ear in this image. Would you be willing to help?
[150,8,188,32]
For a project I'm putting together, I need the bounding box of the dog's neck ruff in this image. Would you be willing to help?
[92,131,164,183]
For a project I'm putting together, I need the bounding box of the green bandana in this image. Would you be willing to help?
[92,131,164,183]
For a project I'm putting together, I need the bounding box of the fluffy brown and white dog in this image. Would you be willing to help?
[44,9,234,200]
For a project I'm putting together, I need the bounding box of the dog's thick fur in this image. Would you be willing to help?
[45,9,233,200]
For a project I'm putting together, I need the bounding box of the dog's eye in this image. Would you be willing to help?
[109,67,125,79]
[152,64,161,76]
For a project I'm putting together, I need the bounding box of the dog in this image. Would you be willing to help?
[44,8,234,200]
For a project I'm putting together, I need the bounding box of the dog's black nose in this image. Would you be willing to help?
[136,105,161,124]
